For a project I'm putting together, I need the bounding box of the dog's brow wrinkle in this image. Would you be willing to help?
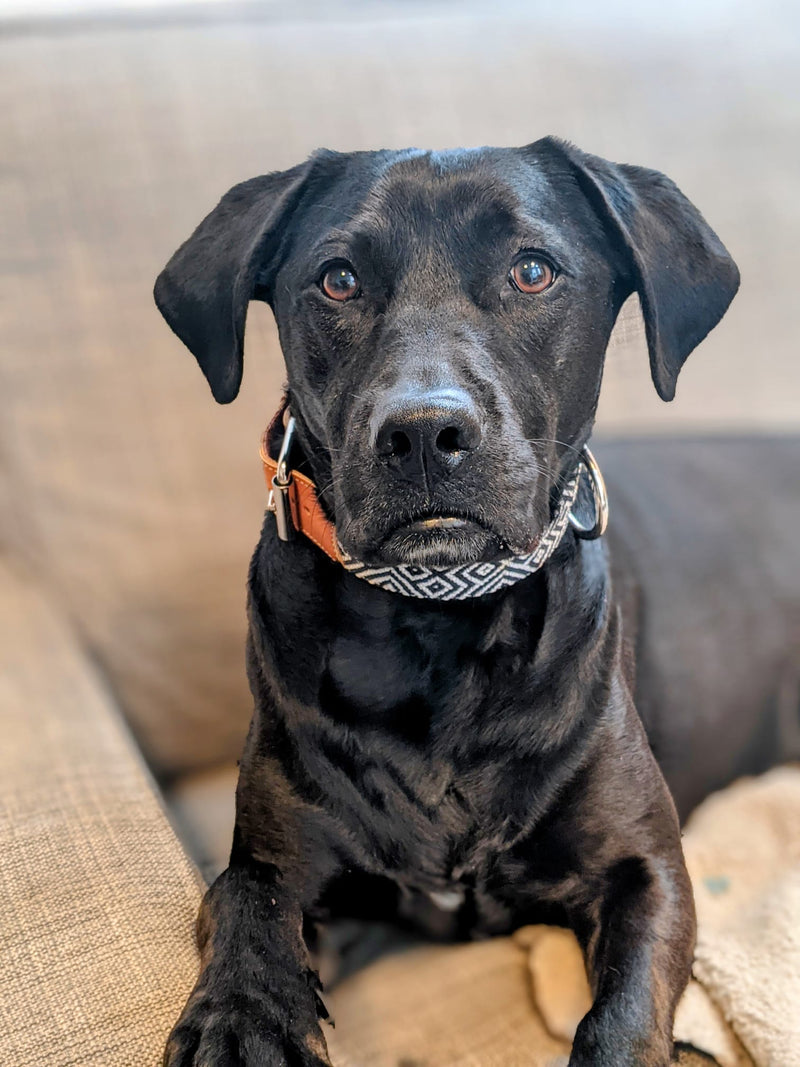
[314,230,357,253]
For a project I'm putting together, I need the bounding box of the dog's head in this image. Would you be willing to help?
[155,138,738,566]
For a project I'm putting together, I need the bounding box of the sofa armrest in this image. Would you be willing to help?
[0,559,204,1067]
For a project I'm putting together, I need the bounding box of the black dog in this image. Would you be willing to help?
[155,138,800,1067]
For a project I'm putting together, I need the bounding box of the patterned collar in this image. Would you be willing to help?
[261,405,607,602]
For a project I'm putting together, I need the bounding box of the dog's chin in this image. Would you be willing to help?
[371,516,506,567]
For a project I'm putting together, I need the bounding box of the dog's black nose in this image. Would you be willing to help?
[372,388,482,479]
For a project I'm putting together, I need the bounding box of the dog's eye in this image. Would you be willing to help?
[320,262,360,302]
[509,255,555,294]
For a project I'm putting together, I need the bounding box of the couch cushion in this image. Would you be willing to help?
[328,933,570,1067]
[0,559,204,1066]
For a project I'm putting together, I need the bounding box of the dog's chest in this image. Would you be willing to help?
[276,576,566,922]
[314,589,551,840]
[313,669,539,899]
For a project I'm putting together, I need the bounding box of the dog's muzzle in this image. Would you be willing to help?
[261,403,608,601]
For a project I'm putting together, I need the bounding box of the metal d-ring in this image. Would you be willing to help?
[569,445,609,541]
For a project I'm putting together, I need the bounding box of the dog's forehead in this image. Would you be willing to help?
[345,146,562,231]
[297,146,578,253]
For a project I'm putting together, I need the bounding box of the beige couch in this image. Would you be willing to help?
[2,4,798,1064]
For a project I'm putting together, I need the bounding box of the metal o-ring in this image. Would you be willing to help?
[569,445,609,541]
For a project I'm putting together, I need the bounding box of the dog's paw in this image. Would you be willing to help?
[163,997,331,1067]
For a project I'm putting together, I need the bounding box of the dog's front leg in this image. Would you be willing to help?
[558,711,697,1067]
[568,848,695,1067]
[163,858,331,1067]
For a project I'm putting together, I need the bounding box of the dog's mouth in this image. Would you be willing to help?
[403,514,475,533]
[376,510,507,567]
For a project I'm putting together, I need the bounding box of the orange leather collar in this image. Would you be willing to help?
[260,402,342,563]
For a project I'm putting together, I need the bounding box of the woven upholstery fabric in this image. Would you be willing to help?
[3,11,799,775]
[328,934,570,1067]
[0,559,204,1067]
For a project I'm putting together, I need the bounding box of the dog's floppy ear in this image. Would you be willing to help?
[154,160,313,403]
[538,138,740,401]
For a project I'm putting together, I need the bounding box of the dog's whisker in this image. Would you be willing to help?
[524,437,585,459]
